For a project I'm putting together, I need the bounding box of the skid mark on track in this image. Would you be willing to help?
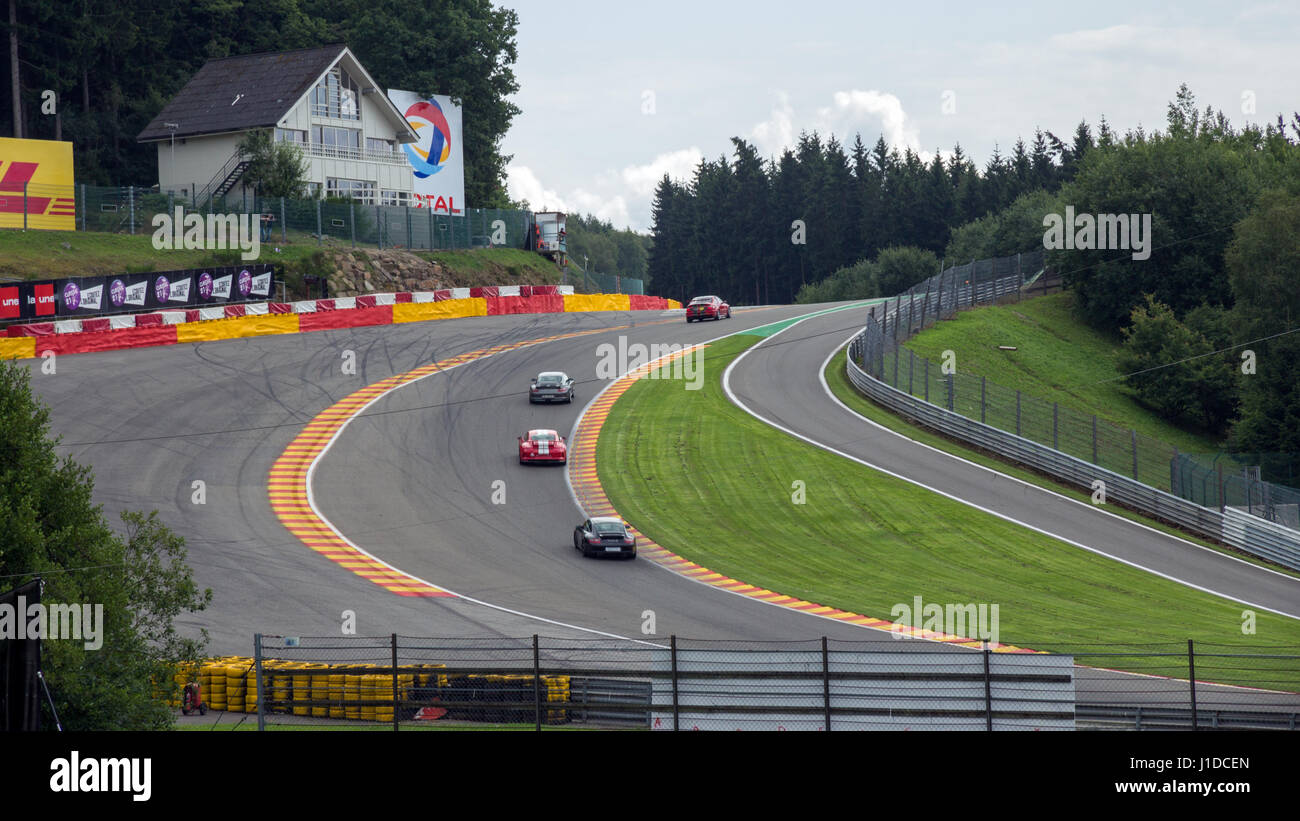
[269,326,636,597]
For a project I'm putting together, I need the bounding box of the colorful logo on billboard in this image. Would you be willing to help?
[198,272,213,299]
[62,282,81,311]
[402,100,452,178]
[109,278,126,307]
[0,138,76,231]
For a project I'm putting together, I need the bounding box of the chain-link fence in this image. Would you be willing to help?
[174,635,1300,731]
[50,184,648,292]
[854,251,1300,530]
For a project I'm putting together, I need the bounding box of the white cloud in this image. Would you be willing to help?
[506,165,634,229]
[751,91,797,156]
[1047,24,1140,52]
[506,165,569,213]
[751,89,933,161]
[621,147,704,196]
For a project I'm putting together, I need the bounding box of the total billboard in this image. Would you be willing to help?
[0,137,75,230]
[387,90,465,215]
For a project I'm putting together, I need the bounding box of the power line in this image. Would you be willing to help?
[1096,325,1300,384]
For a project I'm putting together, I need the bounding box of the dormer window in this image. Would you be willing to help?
[311,67,361,121]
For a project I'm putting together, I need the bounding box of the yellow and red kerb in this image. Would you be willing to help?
[568,346,1041,653]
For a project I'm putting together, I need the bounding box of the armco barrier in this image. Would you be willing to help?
[846,317,1300,572]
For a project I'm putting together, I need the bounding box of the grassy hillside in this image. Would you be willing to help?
[0,229,567,299]
[902,291,1223,454]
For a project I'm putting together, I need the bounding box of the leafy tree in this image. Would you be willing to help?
[1224,189,1300,465]
[238,130,310,199]
[1115,296,1236,432]
[0,360,211,729]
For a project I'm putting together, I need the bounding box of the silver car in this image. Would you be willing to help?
[529,371,575,404]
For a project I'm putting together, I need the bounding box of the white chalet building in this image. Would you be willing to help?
[138,45,418,208]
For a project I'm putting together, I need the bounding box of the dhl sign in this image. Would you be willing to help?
[0,137,75,231]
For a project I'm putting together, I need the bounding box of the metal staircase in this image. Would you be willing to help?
[196,151,250,209]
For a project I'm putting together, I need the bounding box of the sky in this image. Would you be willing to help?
[495,0,1299,233]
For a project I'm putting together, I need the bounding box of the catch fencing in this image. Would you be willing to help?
[845,253,1300,569]
[172,635,1300,731]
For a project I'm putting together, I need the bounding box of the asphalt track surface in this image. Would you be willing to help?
[27,302,1299,711]
[30,305,911,655]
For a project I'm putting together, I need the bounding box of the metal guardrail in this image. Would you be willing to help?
[1076,705,1300,731]
[844,271,1300,572]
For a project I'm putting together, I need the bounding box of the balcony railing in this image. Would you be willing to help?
[291,143,409,166]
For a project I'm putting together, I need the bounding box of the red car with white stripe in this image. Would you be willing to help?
[518,429,568,465]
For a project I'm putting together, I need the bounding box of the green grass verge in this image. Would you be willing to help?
[598,333,1300,687]
[902,291,1222,454]
[824,346,1300,581]
[0,228,325,280]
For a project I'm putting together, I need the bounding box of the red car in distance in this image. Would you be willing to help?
[685,295,731,322]
[518,429,568,465]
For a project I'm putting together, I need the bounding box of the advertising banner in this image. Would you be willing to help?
[387,90,466,215]
[0,137,75,231]
[14,264,276,320]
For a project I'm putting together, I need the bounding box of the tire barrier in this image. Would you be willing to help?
[169,656,572,725]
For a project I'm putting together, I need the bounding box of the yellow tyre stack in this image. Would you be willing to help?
[206,661,228,712]
[308,664,329,718]
[271,662,294,714]
[225,660,250,713]
[343,670,363,720]
[326,671,345,719]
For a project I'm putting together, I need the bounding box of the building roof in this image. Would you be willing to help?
[137,45,415,143]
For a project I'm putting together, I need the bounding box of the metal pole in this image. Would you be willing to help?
[1092,415,1099,464]
[315,199,322,247]
[1131,430,1139,479]
[376,205,382,249]
[254,633,266,731]
[924,358,929,403]
[391,633,399,733]
[129,185,134,234]
[533,634,542,732]
[1218,463,1225,511]
[1016,391,1021,437]
[670,635,680,731]
[983,644,994,731]
[80,183,86,231]
[947,374,954,411]
[1188,639,1198,731]
[908,349,915,396]
[428,209,433,249]
[280,197,286,244]
[350,202,356,248]
[821,636,831,732]
[981,376,986,424]
[1053,403,1059,450]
